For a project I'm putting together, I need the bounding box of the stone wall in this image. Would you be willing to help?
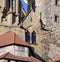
[0,0,60,62]
[34,0,60,61]
[0,45,29,57]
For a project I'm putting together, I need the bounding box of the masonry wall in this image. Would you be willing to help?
[34,0,60,61]
[0,0,60,62]
[45,0,60,60]
[0,45,29,57]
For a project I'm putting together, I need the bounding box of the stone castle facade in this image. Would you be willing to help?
[0,0,60,62]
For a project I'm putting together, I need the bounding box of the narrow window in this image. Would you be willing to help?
[9,0,10,8]
[55,0,58,6]
[12,13,15,24]
[25,30,30,43]
[55,15,59,22]
[31,31,36,44]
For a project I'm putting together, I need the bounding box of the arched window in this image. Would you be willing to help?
[31,31,36,44]
[25,30,30,43]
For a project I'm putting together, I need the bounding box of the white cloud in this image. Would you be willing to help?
[24,0,28,4]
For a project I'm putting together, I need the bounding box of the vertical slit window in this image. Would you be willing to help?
[9,0,10,8]
[55,0,58,6]
[12,13,15,24]
[55,15,59,22]
[25,31,30,43]
[31,31,36,44]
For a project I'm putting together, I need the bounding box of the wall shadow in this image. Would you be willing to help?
[30,47,46,62]
[34,52,46,62]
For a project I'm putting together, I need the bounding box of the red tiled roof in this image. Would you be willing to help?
[53,56,60,62]
[0,52,41,62]
[49,56,60,62]
[0,31,30,47]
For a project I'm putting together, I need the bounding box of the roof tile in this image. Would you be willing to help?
[0,31,30,47]
[0,52,41,62]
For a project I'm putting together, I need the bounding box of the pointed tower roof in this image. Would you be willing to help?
[0,31,30,47]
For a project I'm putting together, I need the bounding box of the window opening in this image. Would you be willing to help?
[31,31,36,44]
[55,15,59,22]
[25,30,30,43]
[55,0,59,6]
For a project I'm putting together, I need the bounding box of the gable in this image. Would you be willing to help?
[23,10,40,29]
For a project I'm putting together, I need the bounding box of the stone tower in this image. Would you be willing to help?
[35,0,60,61]
[0,0,60,62]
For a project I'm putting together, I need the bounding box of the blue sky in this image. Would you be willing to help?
[20,0,28,13]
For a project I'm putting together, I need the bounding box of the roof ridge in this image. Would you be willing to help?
[0,30,30,47]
